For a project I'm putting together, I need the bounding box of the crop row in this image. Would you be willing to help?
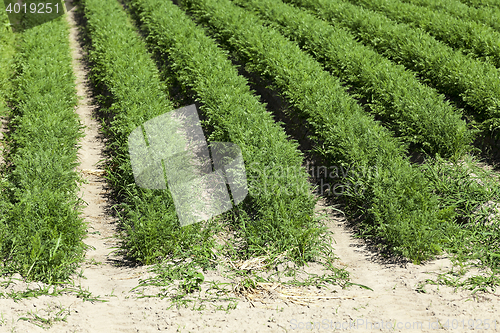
[0,15,86,282]
[233,0,472,159]
[400,0,500,33]
[82,0,321,264]
[131,0,324,261]
[81,0,214,265]
[0,2,14,273]
[348,0,500,69]
[179,0,453,263]
[283,0,500,136]
[0,4,16,115]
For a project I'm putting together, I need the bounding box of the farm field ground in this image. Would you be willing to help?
[1,0,500,332]
[1,198,500,333]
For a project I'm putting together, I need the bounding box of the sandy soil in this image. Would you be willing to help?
[0,4,499,333]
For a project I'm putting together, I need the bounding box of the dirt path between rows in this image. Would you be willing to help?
[1,3,499,332]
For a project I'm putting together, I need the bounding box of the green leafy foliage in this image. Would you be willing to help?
[0,16,86,283]
[0,1,16,115]
[83,0,322,265]
[81,0,219,266]
[179,0,452,263]
[348,0,500,69]
[457,0,500,9]
[130,0,321,263]
[284,0,500,137]
[400,0,500,34]
[233,0,473,159]
[422,156,500,270]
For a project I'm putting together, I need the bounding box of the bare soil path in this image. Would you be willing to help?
[0,3,499,332]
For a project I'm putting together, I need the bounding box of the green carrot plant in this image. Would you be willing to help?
[347,0,500,69]
[233,0,473,159]
[177,0,456,263]
[129,0,324,263]
[400,0,500,33]
[283,0,500,138]
[0,15,86,282]
[80,0,220,267]
[457,0,500,9]
[82,0,324,267]
[0,2,16,116]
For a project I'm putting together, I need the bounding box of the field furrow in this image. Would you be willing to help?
[82,0,322,265]
[81,0,216,266]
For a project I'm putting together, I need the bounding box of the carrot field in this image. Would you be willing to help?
[1,0,500,330]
